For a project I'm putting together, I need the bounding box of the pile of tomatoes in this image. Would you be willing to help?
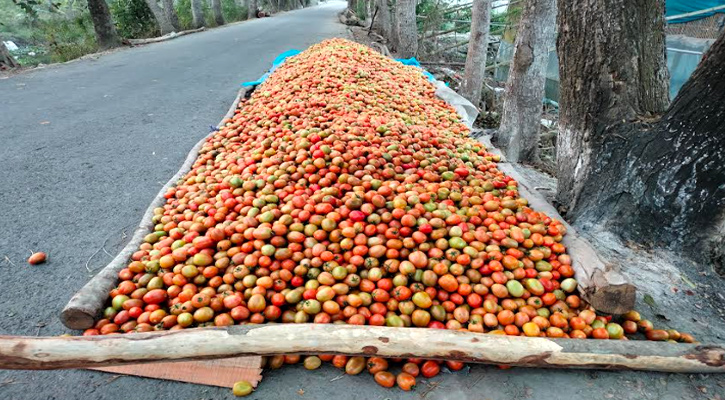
[85,39,694,391]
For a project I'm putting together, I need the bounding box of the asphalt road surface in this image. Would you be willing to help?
[0,2,722,399]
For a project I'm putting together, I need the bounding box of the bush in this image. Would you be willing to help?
[222,0,246,23]
[202,0,215,27]
[175,0,216,28]
[175,0,194,30]
[35,13,98,63]
[110,0,159,39]
[176,0,246,30]
[355,0,367,20]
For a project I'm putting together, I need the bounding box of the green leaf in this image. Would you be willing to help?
[680,275,697,289]
[643,294,657,309]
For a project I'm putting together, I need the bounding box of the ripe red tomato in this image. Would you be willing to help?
[421,360,441,378]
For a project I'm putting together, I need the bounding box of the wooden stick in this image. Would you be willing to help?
[367,5,378,35]
[420,27,469,41]
[428,40,470,57]
[477,134,636,314]
[1,325,723,373]
[60,86,253,330]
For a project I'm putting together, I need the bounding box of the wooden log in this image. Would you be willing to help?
[128,27,205,45]
[477,134,636,314]
[0,325,723,373]
[60,86,253,330]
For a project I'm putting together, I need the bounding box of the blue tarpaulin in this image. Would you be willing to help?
[667,0,725,24]
[395,57,437,82]
[241,49,301,87]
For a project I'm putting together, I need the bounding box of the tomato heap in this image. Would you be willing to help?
[85,39,694,390]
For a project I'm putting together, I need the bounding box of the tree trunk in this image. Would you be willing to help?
[87,0,121,49]
[496,0,556,163]
[191,0,206,27]
[212,0,225,25]
[348,0,357,11]
[557,0,725,270]
[373,0,393,41]
[0,40,20,70]
[395,0,417,58]
[145,0,176,34]
[556,0,669,214]
[162,0,181,31]
[460,0,491,106]
[247,0,257,19]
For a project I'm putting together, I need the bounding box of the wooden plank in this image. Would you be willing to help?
[89,357,263,388]
[477,134,636,314]
[60,86,253,330]
[1,325,723,373]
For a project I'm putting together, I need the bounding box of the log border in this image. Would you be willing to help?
[60,86,253,330]
[1,325,723,372]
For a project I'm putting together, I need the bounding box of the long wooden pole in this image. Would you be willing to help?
[0,325,723,372]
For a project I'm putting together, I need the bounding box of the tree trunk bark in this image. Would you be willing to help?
[460,0,491,106]
[373,0,392,42]
[247,0,257,19]
[0,40,20,70]
[557,1,725,270]
[348,0,357,11]
[145,0,176,34]
[395,0,417,58]
[2,325,724,373]
[212,0,225,25]
[191,0,207,27]
[162,0,181,31]
[496,0,556,164]
[555,0,669,214]
[87,0,121,49]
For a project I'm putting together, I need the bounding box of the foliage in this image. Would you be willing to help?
[416,0,472,34]
[10,43,50,65]
[36,12,97,62]
[10,0,46,19]
[222,0,246,23]
[354,0,367,20]
[110,0,159,39]
[201,0,216,27]
[176,0,246,29]
[175,0,194,30]
[1,0,101,65]
[491,5,520,36]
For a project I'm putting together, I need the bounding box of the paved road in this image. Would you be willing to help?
[1,2,723,399]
